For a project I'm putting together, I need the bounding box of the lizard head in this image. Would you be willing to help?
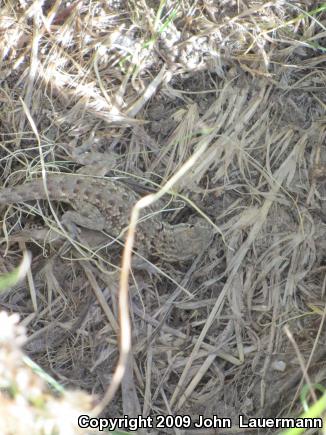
[158,218,213,262]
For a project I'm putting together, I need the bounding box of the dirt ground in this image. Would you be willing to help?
[0,1,325,434]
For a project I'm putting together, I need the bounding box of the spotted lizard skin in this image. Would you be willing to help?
[0,173,212,261]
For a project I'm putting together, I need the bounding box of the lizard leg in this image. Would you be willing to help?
[61,201,106,233]
[76,163,112,176]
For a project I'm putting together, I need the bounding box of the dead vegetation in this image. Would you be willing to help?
[0,0,325,434]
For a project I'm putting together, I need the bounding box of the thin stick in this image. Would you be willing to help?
[91,137,211,416]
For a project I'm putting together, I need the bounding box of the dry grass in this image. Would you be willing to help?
[0,0,325,434]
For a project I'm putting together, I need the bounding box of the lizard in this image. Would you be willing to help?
[0,172,213,261]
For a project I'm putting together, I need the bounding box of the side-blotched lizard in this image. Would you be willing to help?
[0,173,212,261]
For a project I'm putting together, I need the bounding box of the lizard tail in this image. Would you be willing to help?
[0,176,68,204]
